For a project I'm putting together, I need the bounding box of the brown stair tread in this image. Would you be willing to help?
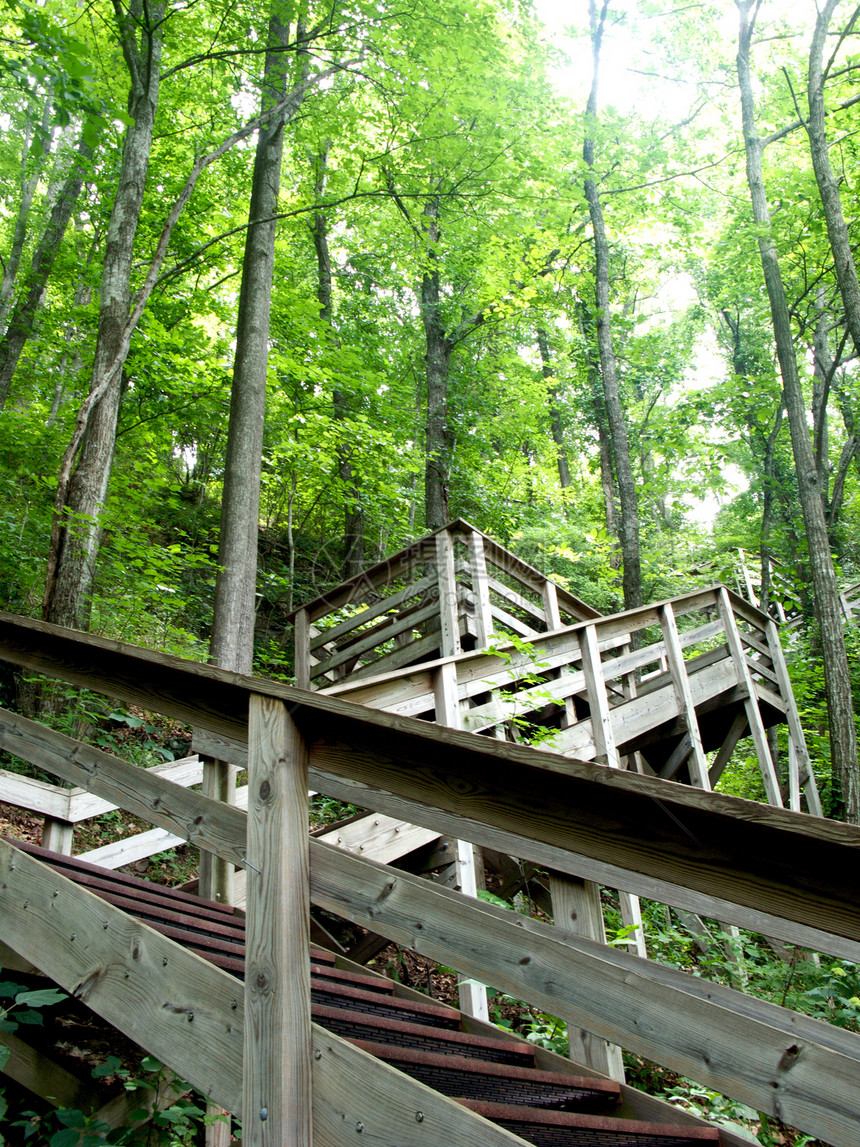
[461,1102,722,1146]
[12,838,727,1147]
[313,1002,535,1065]
[352,1040,620,1111]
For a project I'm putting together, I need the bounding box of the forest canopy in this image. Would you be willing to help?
[2,0,860,818]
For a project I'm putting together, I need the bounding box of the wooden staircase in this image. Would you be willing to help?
[6,840,720,1147]
[0,526,858,1146]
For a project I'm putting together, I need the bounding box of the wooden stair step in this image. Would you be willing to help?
[313,1002,535,1065]
[460,1102,722,1146]
[351,1040,620,1112]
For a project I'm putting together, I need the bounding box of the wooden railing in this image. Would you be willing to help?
[326,584,821,815]
[0,612,858,1147]
[291,519,600,688]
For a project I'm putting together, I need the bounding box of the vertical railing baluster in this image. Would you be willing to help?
[658,601,710,789]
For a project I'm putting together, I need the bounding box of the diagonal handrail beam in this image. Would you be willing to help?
[0,612,855,953]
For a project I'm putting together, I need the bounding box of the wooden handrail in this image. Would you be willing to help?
[0,609,859,1145]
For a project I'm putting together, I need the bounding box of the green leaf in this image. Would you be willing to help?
[15,988,67,1008]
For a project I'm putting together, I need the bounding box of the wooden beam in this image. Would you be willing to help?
[0,613,857,953]
[243,696,311,1147]
[76,825,186,868]
[0,837,244,1114]
[1,1029,98,1110]
[764,617,823,816]
[436,529,461,658]
[310,840,860,1147]
[0,706,246,869]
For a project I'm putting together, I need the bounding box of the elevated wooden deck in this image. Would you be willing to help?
[0,609,858,1145]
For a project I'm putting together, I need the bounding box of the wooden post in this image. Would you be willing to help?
[41,817,73,854]
[243,694,311,1147]
[543,581,577,729]
[435,530,461,658]
[547,872,625,1081]
[467,529,494,648]
[199,757,236,905]
[434,662,489,1022]
[717,588,783,808]
[579,624,620,769]
[764,617,823,816]
[578,625,646,958]
[657,602,710,789]
[294,608,311,690]
[199,755,238,1147]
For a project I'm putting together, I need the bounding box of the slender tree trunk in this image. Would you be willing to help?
[421,196,453,531]
[737,1,859,823]
[43,3,164,629]
[808,1,860,360]
[0,91,54,331]
[210,6,295,673]
[537,327,572,488]
[584,0,641,609]
[0,124,94,409]
[309,145,364,577]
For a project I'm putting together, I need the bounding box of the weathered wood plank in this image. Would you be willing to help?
[345,632,441,684]
[0,707,246,868]
[299,714,860,957]
[1,1029,97,1110]
[199,757,237,906]
[486,575,547,625]
[0,837,243,1113]
[76,825,186,869]
[309,575,436,652]
[310,840,860,1147]
[315,813,439,865]
[467,530,495,647]
[243,696,311,1147]
[0,769,72,818]
[313,602,440,677]
[67,756,204,822]
[0,612,856,949]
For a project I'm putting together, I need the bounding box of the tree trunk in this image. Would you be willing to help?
[0,91,54,332]
[537,327,572,488]
[0,124,94,409]
[808,1,860,359]
[43,3,164,629]
[736,0,859,823]
[309,145,364,577]
[421,196,453,531]
[584,0,641,610]
[210,6,295,674]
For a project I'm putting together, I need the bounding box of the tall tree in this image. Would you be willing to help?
[210,3,298,674]
[43,0,166,628]
[583,0,642,611]
[736,0,859,823]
